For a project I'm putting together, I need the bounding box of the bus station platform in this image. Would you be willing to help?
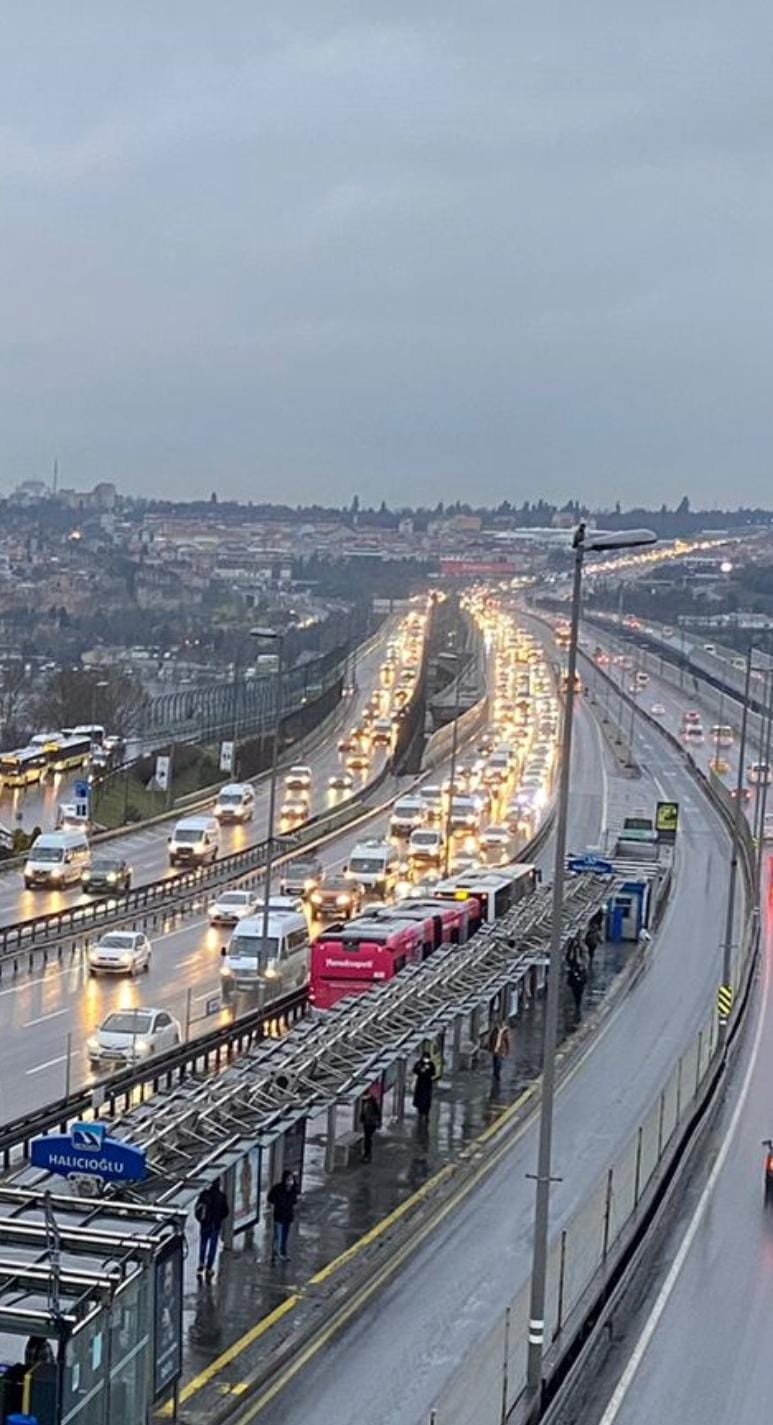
[168,936,627,1425]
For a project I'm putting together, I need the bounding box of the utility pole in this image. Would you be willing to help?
[718,646,752,1049]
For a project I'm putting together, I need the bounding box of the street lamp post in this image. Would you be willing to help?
[439,649,462,879]
[251,629,284,986]
[526,522,656,1400]
[754,670,773,902]
[90,680,108,758]
[718,646,752,1051]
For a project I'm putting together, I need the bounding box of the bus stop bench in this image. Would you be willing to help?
[333,1130,363,1168]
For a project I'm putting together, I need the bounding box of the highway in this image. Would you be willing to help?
[0,628,394,928]
[589,902,773,1425]
[228,648,739,1425]
[0,621,415,1114]
[0,604,571,1121]
[582,624,768,828]
[0,768,84,840]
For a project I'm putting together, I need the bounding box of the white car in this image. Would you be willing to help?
[87,1008,181,1067]
[208,889,259,925]
[285,765,312,791]
[328,771,354,791]
[87,931,151,976]
[651,703,666,716]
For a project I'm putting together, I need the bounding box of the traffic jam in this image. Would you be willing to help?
[11,593,560,1092]
[223,590,559,1015]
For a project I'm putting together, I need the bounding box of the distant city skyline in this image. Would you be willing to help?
[2,3,772,508]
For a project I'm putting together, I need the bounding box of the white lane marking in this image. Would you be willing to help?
[26,1053,68,1076]
[598,921,770,1424]
[23,1007,68,1027]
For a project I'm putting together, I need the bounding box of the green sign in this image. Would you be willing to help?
[655,801,679,843]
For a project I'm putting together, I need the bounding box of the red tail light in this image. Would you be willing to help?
[766,1155,773,1174]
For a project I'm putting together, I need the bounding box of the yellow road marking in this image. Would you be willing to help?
[159,1294,300,1414]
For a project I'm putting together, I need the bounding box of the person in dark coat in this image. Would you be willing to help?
[195,1176,230,1279]
[567,957,587,1019]
[360,1091,382,1162]
[584,922,601,970]
[267,1170,299,1261]
[412,1050,436,1120]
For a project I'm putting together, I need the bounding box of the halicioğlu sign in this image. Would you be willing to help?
[31,1122,147,1183]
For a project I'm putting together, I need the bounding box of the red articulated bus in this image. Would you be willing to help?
[391,897,475,949]
[310,865,539,1010]
[310,916,425,1010]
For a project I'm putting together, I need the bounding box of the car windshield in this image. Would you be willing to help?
[350,857,384,874]
[102,1011,153,1036]
[30,847,64,863]
[99,933,136,949]
[219,792,242,806]
[218,892,252,906]
[289,862,318,878]
[174,829,202,844]
[412,833,438,847]
[229,934,279,965]
[91,858,122,873]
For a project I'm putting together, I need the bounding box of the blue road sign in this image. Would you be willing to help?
[73,779,91,801]
[71,1121,106,1150]
[31,1127,146,1183]
[567,853,615,876]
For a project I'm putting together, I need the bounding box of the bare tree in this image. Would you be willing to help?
[0,661,33,746]
[34,669,149,736]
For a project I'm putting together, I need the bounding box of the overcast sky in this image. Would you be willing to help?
[2,2,772,509]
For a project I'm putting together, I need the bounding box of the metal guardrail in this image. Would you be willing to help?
[0,764,397,982]
[0,986,308,1168]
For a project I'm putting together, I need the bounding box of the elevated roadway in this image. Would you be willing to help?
[214,671,736,1425]
[0,629,393,928]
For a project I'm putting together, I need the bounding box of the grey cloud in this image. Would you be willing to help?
[1,0,772,507]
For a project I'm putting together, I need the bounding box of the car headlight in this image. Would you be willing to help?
[49,868,62,878]
[220,964,234,978]
[106,872,117,883]
[263,963,279,979]
[304,878,317,890]
[82,871,91,882]
[87,1036,99,1054]
[311,892,323,905]
[336,893,351,906]
[134,1038,153,1056]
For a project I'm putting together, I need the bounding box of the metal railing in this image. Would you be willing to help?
[0,757,398,984]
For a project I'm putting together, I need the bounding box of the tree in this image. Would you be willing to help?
[35,668,149,736]
[0,661,33,745]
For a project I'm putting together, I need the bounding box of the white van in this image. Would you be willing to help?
[390,797,425,839]
[24,830,90,889]
[213,783,256,823]
[220,911,310,998]
[168,815,220,868]
[346,839,401,896]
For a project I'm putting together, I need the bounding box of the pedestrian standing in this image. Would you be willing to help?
[584,922,600,970]
[412,1050,436,1121]
[487,1019,511,1086]
[360,1091,382,1162]
[195,1176,230,1280]
[567,959,587,1020]
[267,1170,299,1262]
